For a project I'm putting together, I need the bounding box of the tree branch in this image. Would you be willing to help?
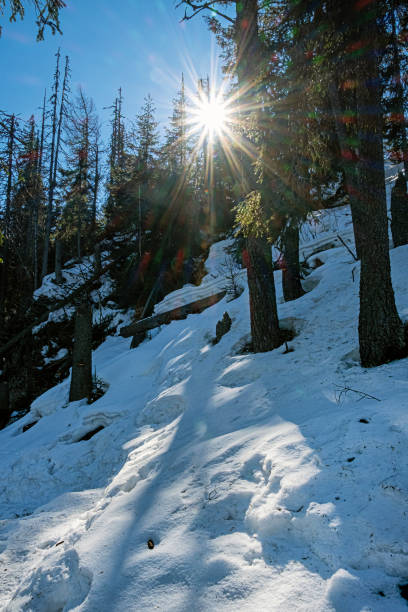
[176,0,235,24]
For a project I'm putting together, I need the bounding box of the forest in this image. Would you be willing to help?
[0,0,408,610]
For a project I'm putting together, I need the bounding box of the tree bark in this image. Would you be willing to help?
[327,81,364,259]
[0,114,16,312]
[0,381,10,430]
[246,236,280,351]
[390,171,408,247]
[69,299,92,402]
[354,7,405,367]
[390,1,408,180]
[235,0,281,352]
[55,239,62,284]
[281,221,305,302]
[94,242,101,277]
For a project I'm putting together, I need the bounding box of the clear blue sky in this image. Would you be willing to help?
[0,0,223,134]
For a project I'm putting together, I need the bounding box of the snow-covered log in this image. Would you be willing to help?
[120,290,227,338]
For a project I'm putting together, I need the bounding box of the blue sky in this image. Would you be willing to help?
[0,0,224,134]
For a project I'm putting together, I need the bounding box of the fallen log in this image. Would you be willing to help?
[120,290,227,338]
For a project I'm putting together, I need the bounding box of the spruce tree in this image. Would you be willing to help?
[60,88,98,261]
[178,0,281,352]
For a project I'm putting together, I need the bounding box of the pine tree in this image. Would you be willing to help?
[302,0,406,366]
[60,88,98,261]
[105,89,128,228]
[178,0,281,352]
[163,74,188,175]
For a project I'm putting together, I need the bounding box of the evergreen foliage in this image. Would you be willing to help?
[0,0,65,39]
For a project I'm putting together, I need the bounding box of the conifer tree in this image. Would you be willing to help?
[163,74,188,175]
[290,0,406,366]
[178,0,281,352]
[60,88,98,261]
[105,89,128,228]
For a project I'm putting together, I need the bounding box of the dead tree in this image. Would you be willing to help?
[0,113,16,312]
[41,49,61,282]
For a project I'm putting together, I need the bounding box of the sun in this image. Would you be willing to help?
[189,91,230,140]
[196,97,228,136]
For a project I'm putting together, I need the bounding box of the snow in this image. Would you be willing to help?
[153,238,244,314]
[34,252,110,302]
[43,348,69,366]
[1,210,408,610]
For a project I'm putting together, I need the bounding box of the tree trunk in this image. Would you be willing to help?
[327,81,364,259]
[390,172,408,247]
[34,89,47,291]
[55,239,62,284]
[0,381,10,430]
[91,144,99,249]
[235,0,281,352]
[390,1,408,180]
[246,236,280,351]
[69,299,93,402]
[41,49,61,282]
[0,114,16,314]
[354,8,405,367]
[94,243,102,276]
[281,221,305,302]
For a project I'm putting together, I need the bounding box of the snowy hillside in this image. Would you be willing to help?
[1,210,408,611]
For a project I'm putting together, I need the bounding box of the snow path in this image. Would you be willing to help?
[1,207,408,610]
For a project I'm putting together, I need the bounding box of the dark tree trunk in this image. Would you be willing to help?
[55,239,62,284]
[327,81,364,259]
[281,221,305,302]
[354,7,405,367]
[69,299,93,402]
[0,114,16,313]
[91,144,100,248]
[0,382,10,430]
[235,0,281,352]
[94,243,101,277]
[390,172,408,247]
[246,236,280,352]
[34,89,47,291]
[77,222,81,262]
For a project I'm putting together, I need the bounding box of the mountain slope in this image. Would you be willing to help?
[1,212,407,611]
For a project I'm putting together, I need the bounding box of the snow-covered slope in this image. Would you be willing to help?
[1,212,408,611]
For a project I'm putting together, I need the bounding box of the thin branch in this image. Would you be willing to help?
[336,234,358,261]
[335,384,381,404]
[176,0,235,24]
